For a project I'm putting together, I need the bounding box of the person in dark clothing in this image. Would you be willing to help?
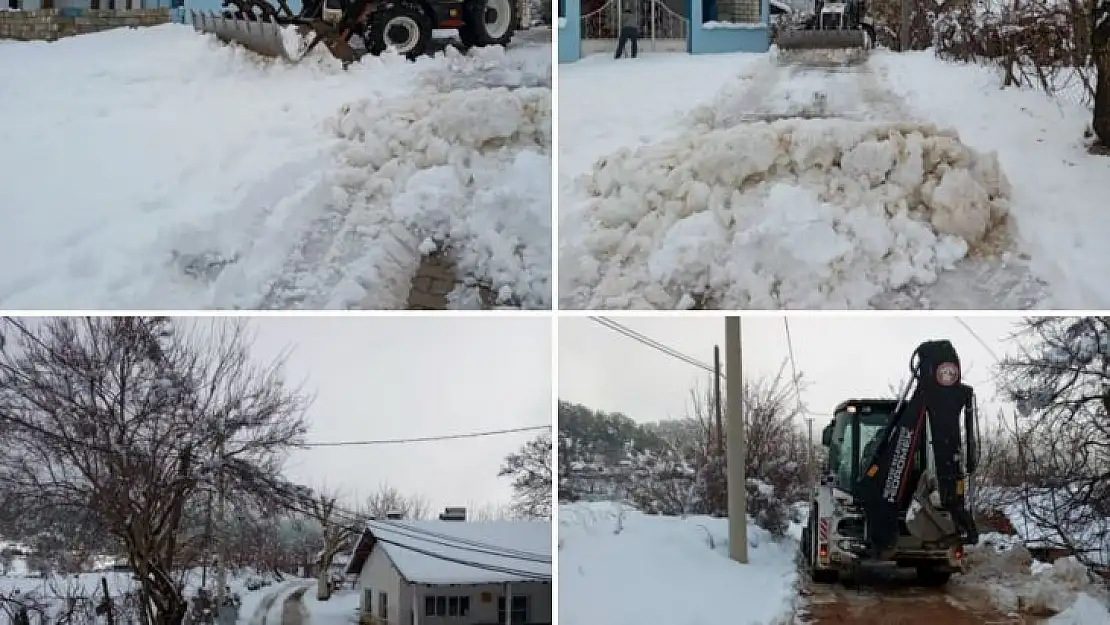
[615,6,639,58]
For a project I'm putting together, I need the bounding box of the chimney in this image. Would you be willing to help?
[439,507,466,521]
[385,511,404,520]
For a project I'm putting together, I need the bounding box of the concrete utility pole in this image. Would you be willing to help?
[725,317,748,564]
[713,345,724,455]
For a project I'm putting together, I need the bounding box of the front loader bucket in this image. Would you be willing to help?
[190,10,299,62]
[777,28,866,50]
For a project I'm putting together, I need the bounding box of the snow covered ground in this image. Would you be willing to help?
[0,25,551,309]
[558,502,796,625]
[961,533,1110,624]
[302,586,359,625]
[558,49,1110,309]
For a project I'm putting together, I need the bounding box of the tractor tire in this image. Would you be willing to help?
[367,2,433,59]
[458,0,517,47]
[916,566,952,587]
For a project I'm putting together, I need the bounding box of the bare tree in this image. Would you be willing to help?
[307,491,359,601]
[0,317,311,625]
[468,503,516,521]
[499,432,552,519]
[363,484,432,520]
[994,317,1110,566]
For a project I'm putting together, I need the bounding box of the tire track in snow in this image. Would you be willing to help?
[250,580,312,625]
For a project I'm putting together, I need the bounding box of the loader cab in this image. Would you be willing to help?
[823,399,925,497]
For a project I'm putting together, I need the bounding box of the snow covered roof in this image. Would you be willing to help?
[347,519,551,585]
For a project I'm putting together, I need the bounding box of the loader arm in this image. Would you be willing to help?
[855,340,977,558]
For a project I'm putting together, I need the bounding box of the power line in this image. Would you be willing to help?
[954,316,1002,363]
[303,425,550,448]
[782,318,807,417]
[589,317,719,376]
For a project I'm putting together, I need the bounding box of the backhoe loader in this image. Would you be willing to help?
[800,340,981,586]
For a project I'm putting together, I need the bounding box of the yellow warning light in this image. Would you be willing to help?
[956,479,965,495]
[866,465,878,477]
[847,405,857,413]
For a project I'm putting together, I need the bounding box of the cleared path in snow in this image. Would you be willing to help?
[279,585,311,625]
[795,567,1028,624]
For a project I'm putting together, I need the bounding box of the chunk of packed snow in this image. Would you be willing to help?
[561,118,1010,309]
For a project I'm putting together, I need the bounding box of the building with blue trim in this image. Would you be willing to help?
[559,0,769,61]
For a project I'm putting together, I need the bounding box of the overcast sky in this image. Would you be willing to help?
[242,316,552,514]
[559,315,1028,433]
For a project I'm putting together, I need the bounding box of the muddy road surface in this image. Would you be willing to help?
[795,566,1035,625]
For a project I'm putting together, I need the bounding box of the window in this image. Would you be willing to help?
[379,592,388,621]
[364,589,374,615]
[497,596,528,624]
[425,596,471,618]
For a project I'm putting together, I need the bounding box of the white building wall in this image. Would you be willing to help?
[358,545,405,625]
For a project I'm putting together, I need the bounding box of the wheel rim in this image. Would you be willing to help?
[385,15,420,52]
[483,0,512,39]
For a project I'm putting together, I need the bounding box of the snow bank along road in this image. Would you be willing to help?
[558,49,1110,310]
[0,25,552,310]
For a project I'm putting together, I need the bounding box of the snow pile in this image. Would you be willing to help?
[324,84,551,308]
[559,502,796,625]
[561,118,1011,309]
[962,533,1110,619]
[1048,593,1110,625]
[417,45,553,92]
[0,25,551,309]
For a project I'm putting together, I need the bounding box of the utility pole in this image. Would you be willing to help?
[216,424,227,607]
[899,0,911,51]
[725,317,748,564]
[805,416,815,486]
[713,346,724,455]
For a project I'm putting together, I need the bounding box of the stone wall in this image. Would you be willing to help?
[0,8,169,41]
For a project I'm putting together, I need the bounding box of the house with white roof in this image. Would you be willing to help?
[344,507,552,625]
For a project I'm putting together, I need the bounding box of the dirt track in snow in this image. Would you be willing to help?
[793,567,1037,624]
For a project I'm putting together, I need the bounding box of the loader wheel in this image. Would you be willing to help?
[367,2,432,59]
[458,0,517,47]
[916,566,951,587]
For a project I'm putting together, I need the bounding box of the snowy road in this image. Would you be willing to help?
[0,26,551,310]
[559,49,1106,310]
[795,568,1025,624]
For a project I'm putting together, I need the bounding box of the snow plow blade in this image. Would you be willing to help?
[775,30,868,66]
[777,28,866,50]
[190,11,300,62]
